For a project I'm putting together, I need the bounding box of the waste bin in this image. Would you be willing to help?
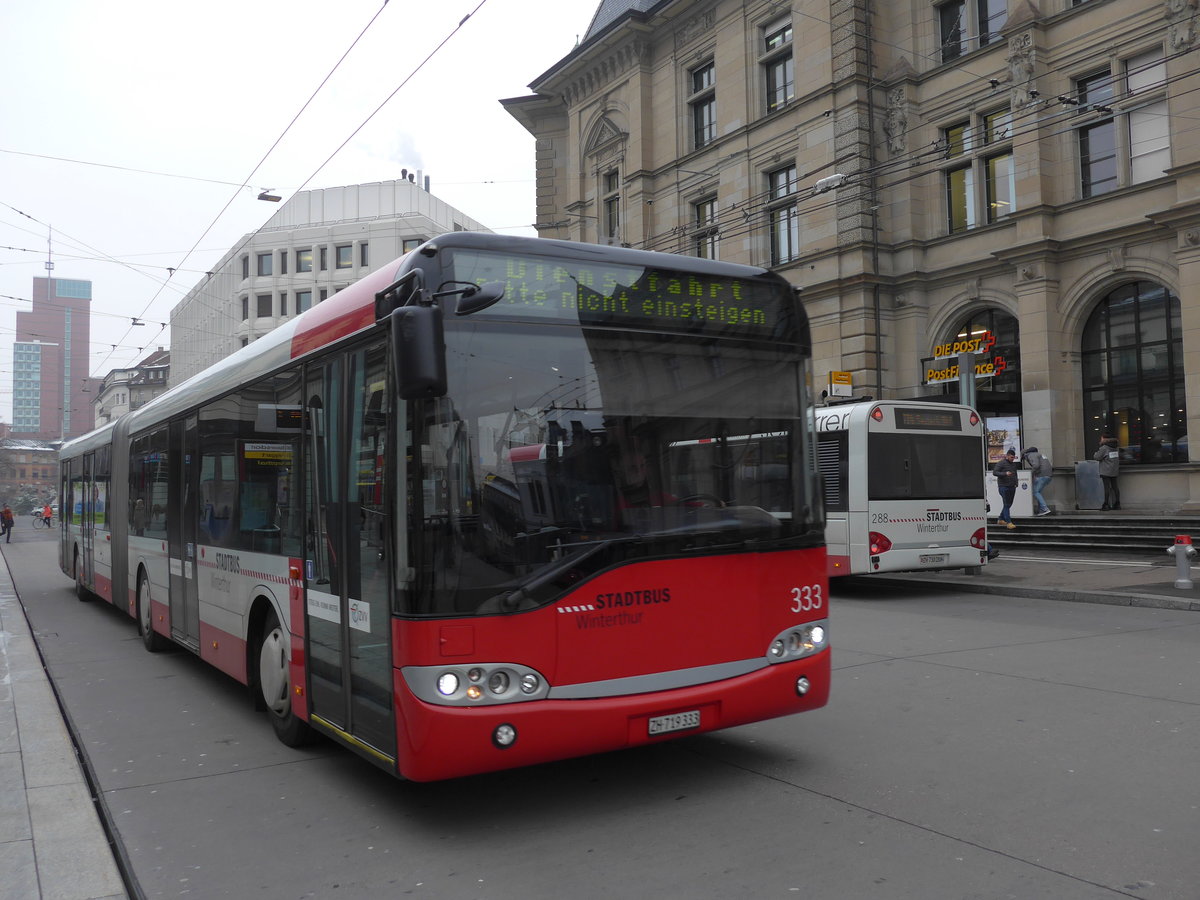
[1074,459,1103,509]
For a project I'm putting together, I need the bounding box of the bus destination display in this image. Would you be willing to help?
[894,407,962,431]
[445,249,792,339]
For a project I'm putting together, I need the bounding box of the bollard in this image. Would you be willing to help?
[1166,535,1196,589]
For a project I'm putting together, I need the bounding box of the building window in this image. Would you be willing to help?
[694,197,719,259]
[689,61,716,149]
[320,247,328,271]
[241,296,248,321]
[241,255,249,279]
[403,238,423,253]
[1077,71,1117,198]
[335,245,353,269]
[938,2,965,62]
[762,19,794,113]
[256,252,273,277]
[279,250,288,275]
[767,164,799,265]
[297,290,312,313]
[937,0,1004,61]
[257,294,272,317]
[280,293,288,316]
[977,0,1006,46]
[296,249,312,273]
[1126,49,1170,184]
[319,288,328,303]
[942,108,1014,233]
[1081,281,1186,464]
[602,170,620,244]
[359,241,369,267]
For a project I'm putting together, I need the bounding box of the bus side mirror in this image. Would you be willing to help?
[391,304,447,399]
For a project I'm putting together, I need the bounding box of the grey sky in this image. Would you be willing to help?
[0,0,598,422]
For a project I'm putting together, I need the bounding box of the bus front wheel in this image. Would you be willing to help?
[137,572,170,652]
[257,608,313,747]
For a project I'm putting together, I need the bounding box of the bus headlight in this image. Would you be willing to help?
[487,671,510,694]
[766,620,829,663]
[405,663,551,707]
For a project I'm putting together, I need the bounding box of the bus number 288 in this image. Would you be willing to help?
[790,585,824,612]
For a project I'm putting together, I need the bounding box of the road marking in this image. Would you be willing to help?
[999,555,1160,568]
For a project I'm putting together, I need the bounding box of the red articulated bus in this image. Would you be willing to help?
[60,232,829,782]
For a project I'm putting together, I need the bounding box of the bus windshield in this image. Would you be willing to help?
[406,319,817,616]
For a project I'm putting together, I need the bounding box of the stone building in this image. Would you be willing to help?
[94,347,170,426]
[504,0,1200,511]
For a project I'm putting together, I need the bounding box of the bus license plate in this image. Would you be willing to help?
[648,710,701,736]
[920,553,948,565]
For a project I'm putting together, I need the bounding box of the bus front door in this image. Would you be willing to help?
[304,344,396,762]
[168,416,201,650]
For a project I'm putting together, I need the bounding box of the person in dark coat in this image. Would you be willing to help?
[1094,434,1121,510]
[993,448,1019,530]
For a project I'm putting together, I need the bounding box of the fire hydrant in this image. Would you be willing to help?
[1166,535,1196,589]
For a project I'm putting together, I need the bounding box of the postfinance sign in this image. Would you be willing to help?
[924,356,1008,384]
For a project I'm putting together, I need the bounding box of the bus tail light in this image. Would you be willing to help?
[868,531,892,554]
[970,527,987,549]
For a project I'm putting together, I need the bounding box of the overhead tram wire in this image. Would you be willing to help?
[108,0,493,369]
[95,0,393,375]
[289,0,492,196]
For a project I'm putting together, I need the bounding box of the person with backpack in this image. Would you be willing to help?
[1094,434,1121,510]
[1023,447,1053,516]
[1,504,13,543]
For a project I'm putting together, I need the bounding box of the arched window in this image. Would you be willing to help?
[937,309,1021,417]
[1081,281,1187,464]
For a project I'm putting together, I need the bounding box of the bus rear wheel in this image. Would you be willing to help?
[137,572,169,652]
[258,608,312,747]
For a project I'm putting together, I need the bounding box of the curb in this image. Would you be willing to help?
[848,575,1200,612]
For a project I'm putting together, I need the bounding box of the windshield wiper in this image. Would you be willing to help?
[478,540,611,614]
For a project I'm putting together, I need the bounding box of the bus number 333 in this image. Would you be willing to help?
[791,584,824,612]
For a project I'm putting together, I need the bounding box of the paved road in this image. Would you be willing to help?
[11,534,1200,899]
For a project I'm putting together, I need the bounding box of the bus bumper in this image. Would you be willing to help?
[392,651,830,782]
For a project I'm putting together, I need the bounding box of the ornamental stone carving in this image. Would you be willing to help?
[883,87,907,154]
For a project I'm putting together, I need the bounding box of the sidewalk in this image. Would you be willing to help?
[0,546,127,900]
[851,549,1200,611]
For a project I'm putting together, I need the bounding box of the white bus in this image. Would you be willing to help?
[816,400,988,576]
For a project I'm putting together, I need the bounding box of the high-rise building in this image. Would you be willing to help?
[12,277,96,440]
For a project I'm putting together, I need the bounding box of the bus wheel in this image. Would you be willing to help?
[74,551,91,602]
[137,572,169,652]
[258,609,312,747]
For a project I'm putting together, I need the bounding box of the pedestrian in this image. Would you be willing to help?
[1023,446,1053,516]
[0,504,13,543]
[42,502,53,527]
[1095,433,1121,510]
[993,448,1019,530]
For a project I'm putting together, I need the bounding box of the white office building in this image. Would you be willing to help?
[170,177,489,383]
